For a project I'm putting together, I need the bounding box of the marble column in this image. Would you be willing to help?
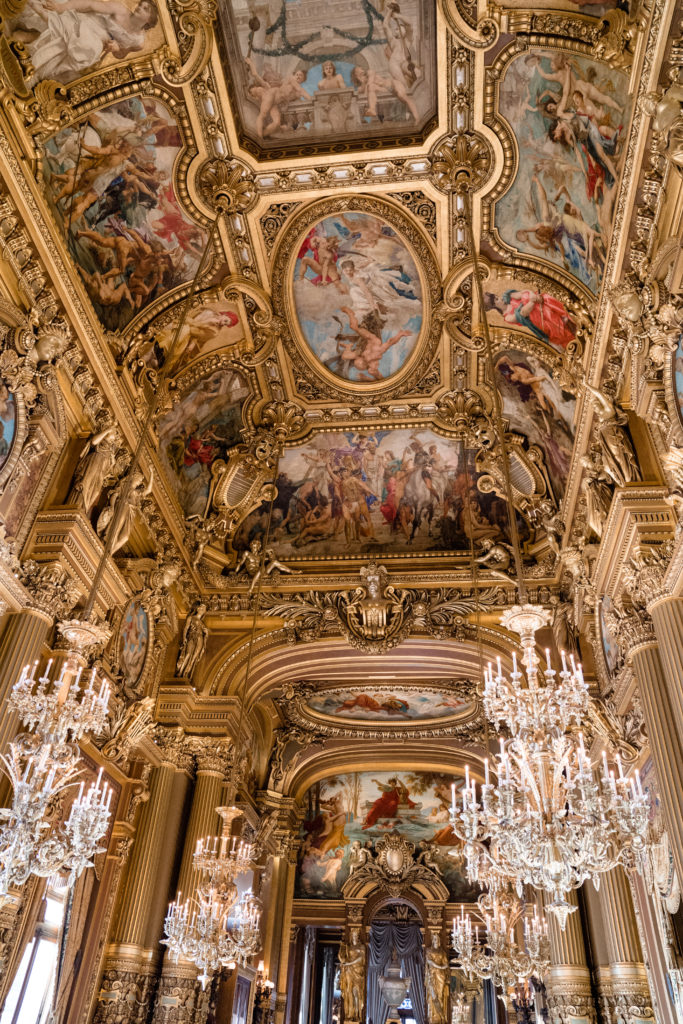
[152,745,228,1024]
[593,867,654,1023]
[623,615,683,886]
[544,891,597,1024]
[93,753,192,1024]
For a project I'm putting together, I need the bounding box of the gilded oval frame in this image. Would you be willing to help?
[272,195,442,402]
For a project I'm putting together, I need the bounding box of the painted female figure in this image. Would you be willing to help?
[484,289,576,350]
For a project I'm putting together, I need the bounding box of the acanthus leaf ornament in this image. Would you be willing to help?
[198,158,257,215]
[430,133,492,195]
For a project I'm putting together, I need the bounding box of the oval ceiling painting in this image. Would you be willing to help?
[306,686,472,722]
[291,211,424,385]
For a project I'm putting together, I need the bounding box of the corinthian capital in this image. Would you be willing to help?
[21,560,81,620]
[623,542,673,610]
[189,736,232,775]
[608,603,657,654]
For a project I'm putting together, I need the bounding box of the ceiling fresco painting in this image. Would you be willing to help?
[479,270,578,354]
[6,0,163,85]
[494,50,630,293]
[42,97,206,331]
[494,348,576,503]
[157,369,250,518]
[215,0,437,156]
[297,772,479,899]
[291,210,423,384]
[233,430,515,559]
[132,297,242,374]
[305,685,472,721]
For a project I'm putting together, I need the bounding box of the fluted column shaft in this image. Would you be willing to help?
[649,596,683,749]
[0,608,52,750]
[175,768,223,900]
[112,762,179,948]
[151,763,225,1024]
[591,868,653,1023]
[599,867,642,966]
[545,891,597,1024]
[630,639,683,886]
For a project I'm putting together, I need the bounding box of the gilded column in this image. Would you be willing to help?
[618,611,683,886]
[151,741,229,1024]
[593,867,654,1023]
[0,607,53,751]
[544,891,597,1024]
[647,595,683,736]
[93,741,192,1024]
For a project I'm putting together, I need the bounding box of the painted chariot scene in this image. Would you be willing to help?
[233,429,514,558]
[296,771,479,899]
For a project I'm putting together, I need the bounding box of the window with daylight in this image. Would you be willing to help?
[0,879,68,1024]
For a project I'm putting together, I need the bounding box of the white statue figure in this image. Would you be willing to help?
[176,602,208,680]
[475,538,515,582]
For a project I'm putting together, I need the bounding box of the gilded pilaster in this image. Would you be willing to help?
[625,621,683,886]
[0,606,52,751]
[151,742,229,1024]
[592,868,653,1024]
[544,892,597,1024]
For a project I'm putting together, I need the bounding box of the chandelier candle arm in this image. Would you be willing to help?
[0,657,113,898]
[450,605,652,928]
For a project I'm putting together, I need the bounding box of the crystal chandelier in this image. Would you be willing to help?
[0,652,112,897]
[163,805,261,988]
[194,806,255,906]
[451,884,548,993]
[450,605,651,928]
[451,992,470,1024]
[164,883,262,990]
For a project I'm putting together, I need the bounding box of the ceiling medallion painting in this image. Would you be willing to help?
[131,291,242,375]
[233,428,519,561]
[304,684,474,722]
[478,264,580,356]
[291,210,423,386]
[491,48,631,294]
[41,96,207,331]
[494,345,576,503]
[273,196,441,401]
[157,368,251,518]
[215,0,437,158]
